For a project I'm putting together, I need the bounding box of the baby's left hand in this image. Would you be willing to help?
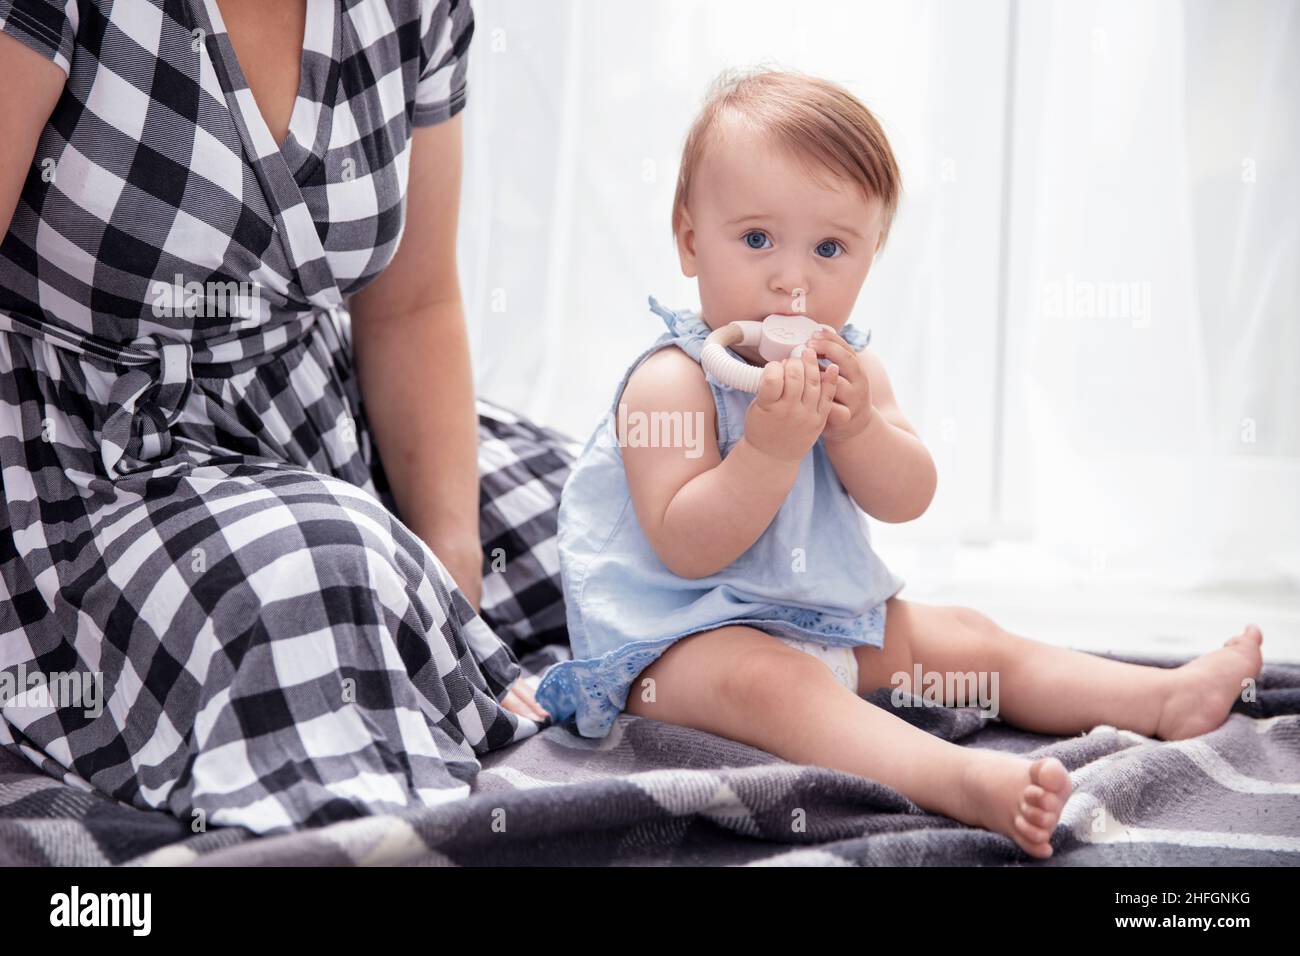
[808,328,875,443]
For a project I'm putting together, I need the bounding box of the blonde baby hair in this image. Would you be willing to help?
[671,67,902,250]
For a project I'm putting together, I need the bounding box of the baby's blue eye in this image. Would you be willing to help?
[743,230,771,250]
[816,240,843,258]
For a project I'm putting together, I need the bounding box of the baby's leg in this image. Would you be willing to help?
[624,625,1071,858]
[859,597,1264,741]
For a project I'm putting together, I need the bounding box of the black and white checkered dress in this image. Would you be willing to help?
[0,0,575,834]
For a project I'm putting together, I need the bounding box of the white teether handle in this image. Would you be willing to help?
[700,315,837,393]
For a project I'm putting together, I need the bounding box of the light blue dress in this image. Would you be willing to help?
[534,295,907,737]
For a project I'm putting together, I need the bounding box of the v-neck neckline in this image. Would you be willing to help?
[194,0,341,178]
[188,0,347,310]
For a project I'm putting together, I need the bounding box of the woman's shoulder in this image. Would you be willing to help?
[376,0,474,127]
[367,0,459,54]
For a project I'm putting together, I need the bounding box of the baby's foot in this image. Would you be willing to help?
[960,753,1073,860]
[1154,624,1264,741]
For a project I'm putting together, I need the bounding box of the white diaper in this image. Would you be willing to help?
[773,636,860,693]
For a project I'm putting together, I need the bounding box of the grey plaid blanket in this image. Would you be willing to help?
[2,647,1297,866]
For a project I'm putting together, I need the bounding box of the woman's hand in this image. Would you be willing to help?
[808,329,876,443]
[501,676,550,721]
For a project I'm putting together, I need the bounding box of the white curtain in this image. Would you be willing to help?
[1001,0,1299,590]
[456,0,1299,593]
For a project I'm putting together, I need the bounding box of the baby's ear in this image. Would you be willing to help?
[674,214,698,278]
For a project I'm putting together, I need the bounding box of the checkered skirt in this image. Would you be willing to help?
[0,0,578,834]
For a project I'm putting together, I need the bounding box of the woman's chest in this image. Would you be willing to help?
[214,0,308,150]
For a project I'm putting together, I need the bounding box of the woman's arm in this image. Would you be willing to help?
[346,113,484,611]
[0,33,66,238]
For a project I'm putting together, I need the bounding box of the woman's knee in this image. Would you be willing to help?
[230,480,422,631]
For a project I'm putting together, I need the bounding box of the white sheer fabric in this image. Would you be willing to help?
[1001,0,1299,589]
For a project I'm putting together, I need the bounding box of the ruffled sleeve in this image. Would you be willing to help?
[413,0,475,127]
[0,0,78,76]
[647,295,711,341]
[839,323,873,351]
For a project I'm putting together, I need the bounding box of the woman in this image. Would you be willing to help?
[0,0,565,835]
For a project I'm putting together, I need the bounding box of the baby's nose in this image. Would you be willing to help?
[772,267,807,291]
[770,269,810,308]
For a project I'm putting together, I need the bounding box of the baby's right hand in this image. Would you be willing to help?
[743,349,840,462]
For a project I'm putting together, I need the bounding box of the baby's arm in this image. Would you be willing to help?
[620,345,836,579]
[816,341,937,523]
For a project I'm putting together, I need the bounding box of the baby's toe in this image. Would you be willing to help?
[1014,813,1053,844]
[1030,757,1072,798]
[1227,624,1263,650]
[1022,784,1060,813]
[1025,789,1062,817]
[1019,801,1056,829]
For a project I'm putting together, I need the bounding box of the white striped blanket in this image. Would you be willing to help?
[2,648,1297,865]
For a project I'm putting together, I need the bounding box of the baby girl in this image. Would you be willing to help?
[532,68,1264,858]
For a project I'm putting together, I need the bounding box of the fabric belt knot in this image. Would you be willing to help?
[0,306,331,479]
[100,334,195,477]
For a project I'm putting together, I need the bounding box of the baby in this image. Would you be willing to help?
[533,68,1264,859]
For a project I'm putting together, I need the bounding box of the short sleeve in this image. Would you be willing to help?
[413,0,474,127]
[0,0,78,76]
